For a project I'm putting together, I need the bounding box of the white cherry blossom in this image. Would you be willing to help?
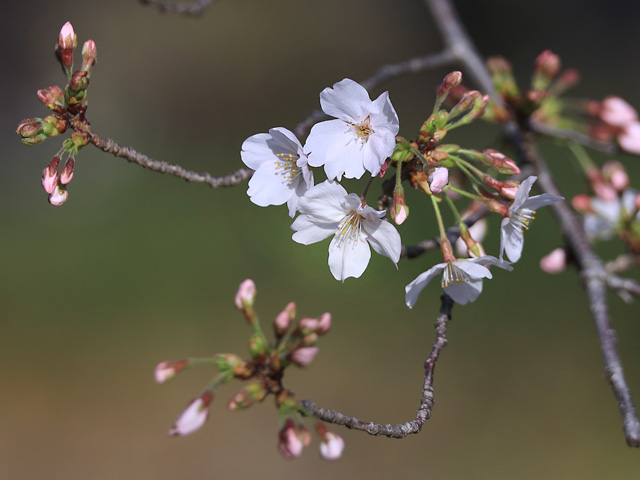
[291,181,401,281]
[305,78,399,181]
[499,176,562,263]
[405,256,512,307]
[241,127,313,217]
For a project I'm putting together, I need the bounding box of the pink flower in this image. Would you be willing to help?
[42,157,60,194]
[168,391,213,436]
[48,185,68,206]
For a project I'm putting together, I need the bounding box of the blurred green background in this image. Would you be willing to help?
[2,0,639,478]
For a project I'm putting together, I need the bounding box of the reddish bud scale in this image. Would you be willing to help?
[483,197,510,217]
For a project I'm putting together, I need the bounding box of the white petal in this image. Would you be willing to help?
[369,90,400,134]
[445,278,483,304]
[319,78,371,122]
[328,233,371,281]
[405,264,446,308]
[510,176,537,213]
[500,217,524,263]
[362,131,396,176]
[363,219,401,264]
[297,181,348,222]
[291,215,336,245]
[468,255,513,271]
[241,133,275,170]
[522,193,563,211]
[454,260,493,280]
[247,163,296,207]
[269,127,303,154]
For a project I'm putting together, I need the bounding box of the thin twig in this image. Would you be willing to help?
[302,294,453,438]
[70,117,252,187]
[140,0,213,17]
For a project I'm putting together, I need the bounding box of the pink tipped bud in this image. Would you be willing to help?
[234,279,256,309]
[37,86,65,111]
[571,194,592,213]
[154,359,189,384]
[539,248,567,274]
[59,156,75,185]
[297,317,319,333]
[58,22,77,69]
[600,96,638,128]
[278,419,310,459]
[391,187,409,225]
[499,181,520,200]
[437,71,463,99]
[274,310,292,338]
[319,431,345,461]
[450,90,480,116]
[168,391,213,436]
[81,40,97,73]
[618,122,640,155]
[42,156,60,194]
[483,149,521,175]
[317,312,332,335]
[16,118,43,139]
[428,167,449,194]
[534,50,561,81]
[602,160,629,192]
[289,346,319,367]
[48,184,68,206]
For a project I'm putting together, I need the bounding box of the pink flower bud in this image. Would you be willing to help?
[437,71,462,98]
[602,160,629,192]
[319,431,345,460]
[297,317,319,333]
[278,419,310,459]
[168,391,213,436]
[317,312,332,335]
[48,184,68,206]
[58,22,77,69]
[274,310,292,338]
[571,194,592,213]
[455,219,487,257]
[618,122,640,155]
[154,359,189,383]
[539,248,567,274]
[534,50,561,83]
[37,86,65,110]
[234,279,256,309]
[59,156,75,185]
[42,156,60,194]
[81,40,97,73]
[483,149,521,175]
[600,97,638,128]
[391,186,409,225]
[429,167,449,194]
[290,346,319,367]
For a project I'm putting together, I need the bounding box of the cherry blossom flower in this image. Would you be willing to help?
[291,181,401,281]
[499,176,562,263]
[429,167,449,194]
[305,78,399,181]
[405,256,512,307]
[241,127,313,217]
[618,122,640,155]
[584,188,640,240]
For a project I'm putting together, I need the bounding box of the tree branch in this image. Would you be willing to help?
[302,294,453,438]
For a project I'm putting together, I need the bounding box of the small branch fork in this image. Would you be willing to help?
[301,295,453,438]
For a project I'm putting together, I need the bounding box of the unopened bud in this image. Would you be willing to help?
[318,429,345,461]
[391,186,409,225]
[249,333,268,360]
[168,391,213,436]
[456,219,487,258]
[278,419,310,459]
[57,22,77,70]
[42,156,61,194]
[37,86,65,111]
[571,194,592,213]
[449,90,480,117]
[234,279,256,309]
[154,359,189,383]
[274,310,292,338]
[317,312,332,335]
[437,71,463,98]
[600,96,638,128]
[539,248,567,274]
[483,149,520,175]
[59,156,75,185]
[81,40,97,74]
[289,346,319,367]
[428,167,448,194]
[16,118,43,139]
[48,184,68,206]
[532,50,561,91]
[228,382,268,410]
[618,122,640,155]
[548,68,579,96]
[602,160,629,192]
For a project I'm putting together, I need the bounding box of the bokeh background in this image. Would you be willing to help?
[2,0,640,478]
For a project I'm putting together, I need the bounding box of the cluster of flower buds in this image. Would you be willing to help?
[571,160,640,252]
[588,96,640,155]
[16,22,97,205]
[157,280,344,460]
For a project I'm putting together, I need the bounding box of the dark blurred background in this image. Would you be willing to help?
[1,0,639,478]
